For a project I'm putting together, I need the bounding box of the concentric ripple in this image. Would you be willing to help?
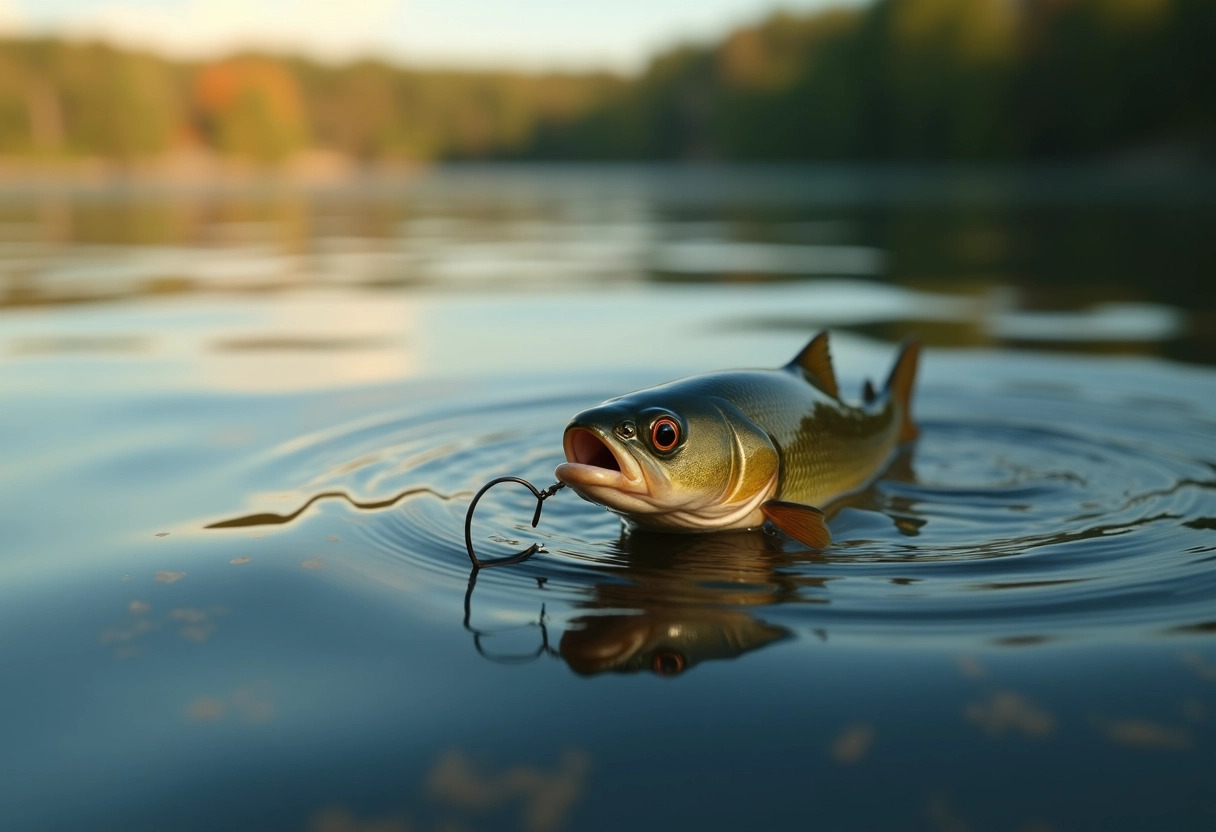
[215,363,1216,649]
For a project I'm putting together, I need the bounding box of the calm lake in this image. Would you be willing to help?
[2,165,1215,831]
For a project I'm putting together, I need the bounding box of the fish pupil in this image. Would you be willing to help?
[652,420,678,451]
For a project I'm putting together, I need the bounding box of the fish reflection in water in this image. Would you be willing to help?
[565,531,821,677]
[560,608,789,677]
[461,530,810,676]
[500,525,836,676]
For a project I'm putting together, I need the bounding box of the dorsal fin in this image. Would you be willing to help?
[884,338,922,442]
[787,332,839,398]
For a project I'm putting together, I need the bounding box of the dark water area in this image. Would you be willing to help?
[2,165,1216,831]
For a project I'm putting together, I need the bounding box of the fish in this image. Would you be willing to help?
[561,610,790,677]
[553,332,921,547]
[559,530,798,677]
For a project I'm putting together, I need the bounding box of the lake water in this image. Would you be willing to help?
[2,165,1215,831]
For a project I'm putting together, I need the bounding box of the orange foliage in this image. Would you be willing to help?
[194,58,303,125]
[192,58,306,160]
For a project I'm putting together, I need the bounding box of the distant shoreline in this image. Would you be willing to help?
[0,148,427,185]
[1,1,1212,169]
[1,152,1213,191]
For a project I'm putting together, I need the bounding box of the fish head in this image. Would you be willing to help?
[554,389,779,528]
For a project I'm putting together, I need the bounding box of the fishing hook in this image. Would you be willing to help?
[463,476,566,568]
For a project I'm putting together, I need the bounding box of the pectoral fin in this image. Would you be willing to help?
[761,500,832,548]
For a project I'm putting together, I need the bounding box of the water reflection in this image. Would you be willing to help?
[560,608,789,677]
[461,570,558,666]
[565,530,817,677]
[308,749,592,832]
[829,724,877,764]
[963,691,1055,739]
[426,749,590,832]
[2,167,1214,365]
[461,530,811,677]
[1098,719,1191,751]
[207,485,457,528]
[99,598,228,658]
[186,682,275,724]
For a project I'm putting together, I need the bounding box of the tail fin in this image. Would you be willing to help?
[884,339,922,442]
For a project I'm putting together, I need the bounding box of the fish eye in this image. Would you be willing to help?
[650,417,680,452]
[652,652,686,676]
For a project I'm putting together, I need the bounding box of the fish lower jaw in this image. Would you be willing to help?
[554,462,647,494]
[621,475,777,533]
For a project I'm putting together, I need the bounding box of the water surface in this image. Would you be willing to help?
[2,166,1215,831]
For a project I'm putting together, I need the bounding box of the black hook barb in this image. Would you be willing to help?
[463,476,566,568]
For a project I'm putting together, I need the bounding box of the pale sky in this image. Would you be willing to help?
[0,0,863,72]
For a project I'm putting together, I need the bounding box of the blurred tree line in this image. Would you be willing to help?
[0,0,1211,165]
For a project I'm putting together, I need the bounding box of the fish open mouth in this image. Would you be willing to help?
[555,426,646,494]
[568,429,621,472]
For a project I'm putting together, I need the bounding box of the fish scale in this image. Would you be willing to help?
[672,370,902,506]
